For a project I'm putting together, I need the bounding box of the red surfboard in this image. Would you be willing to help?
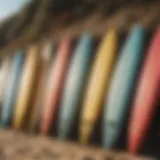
[41,35,72,134]
[128,28,160,154]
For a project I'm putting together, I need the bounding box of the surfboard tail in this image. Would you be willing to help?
[79,120,94,144]
[58,119,71,139]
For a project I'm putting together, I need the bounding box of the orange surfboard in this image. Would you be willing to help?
[128,28,160,153]
[41,36,72,134]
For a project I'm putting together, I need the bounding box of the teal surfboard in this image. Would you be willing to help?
[102,25,145,148]
[1,52,24,126]
[58,33,93,139]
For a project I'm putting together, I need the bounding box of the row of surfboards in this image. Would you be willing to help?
[0,24,159,154]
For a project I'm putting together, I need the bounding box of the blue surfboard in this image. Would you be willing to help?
[58,33,93,139]
[1,51,24,126]
[102,25,145,148]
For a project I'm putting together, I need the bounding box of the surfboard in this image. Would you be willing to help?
[58,33,93,139]
[79,29,118,144]
[13,46,40,129]
[1,51,24,126]
[41,36,72,135]
[128,28,160,154]
[0,56,12,109]
[102,25,145,149]
[28,42,55,132]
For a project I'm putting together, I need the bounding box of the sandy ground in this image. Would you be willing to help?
[0,129,151,160]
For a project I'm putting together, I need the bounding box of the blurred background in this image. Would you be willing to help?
[0,0,159,160]
[0,0,29,20]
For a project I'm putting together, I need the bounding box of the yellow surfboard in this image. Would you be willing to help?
[79,29,118,144]
[13,45,40,129]
[28,42,55,132]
